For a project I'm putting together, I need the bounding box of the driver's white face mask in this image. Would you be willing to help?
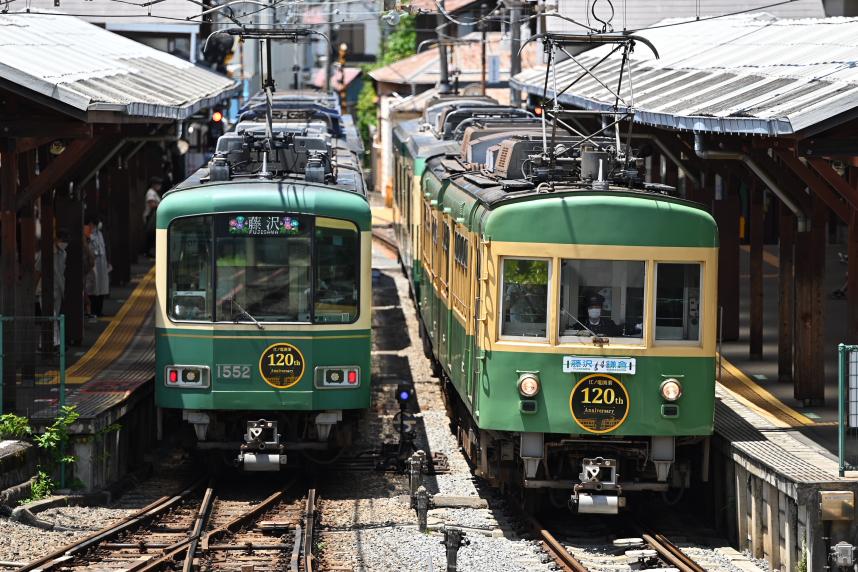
[588,308,601,321]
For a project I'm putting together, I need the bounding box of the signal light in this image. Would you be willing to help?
[211,110,223,123]
[347,370,358,384]
[396,383,414,408]
[168,369,178,383]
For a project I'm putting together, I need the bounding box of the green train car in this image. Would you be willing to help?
[155,94,371,470]
[392,98,718,512]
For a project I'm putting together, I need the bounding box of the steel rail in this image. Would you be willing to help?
[642,532,707,572]
[125,481,217,572]
[508,496,589,572]
[18,476,207,572]
[200,489,285,550]
[303,489,317,572]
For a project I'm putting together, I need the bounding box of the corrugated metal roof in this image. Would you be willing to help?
[512,13,858,135]
[550,0,824,34]
[0,11,239,120]
[21,0,201,26]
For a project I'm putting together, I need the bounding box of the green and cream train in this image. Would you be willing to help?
[155,93,371,470]
[392,98,718,512]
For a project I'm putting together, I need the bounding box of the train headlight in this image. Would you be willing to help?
[660,378,683,402]
[518,373,540,398]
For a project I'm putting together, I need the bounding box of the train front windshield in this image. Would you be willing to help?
[168,214,360,324]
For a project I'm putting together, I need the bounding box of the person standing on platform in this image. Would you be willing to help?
[142,177,162,257]
[86,216,110,318]
[35,229,69,347]
[83,224,96,321]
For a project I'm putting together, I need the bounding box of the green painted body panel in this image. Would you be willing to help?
[483,195,718,247]
[475,352,714,435]
[155,328,371,411]
[157,182,371,231]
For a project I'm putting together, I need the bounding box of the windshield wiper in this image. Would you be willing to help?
[230,296,265,330]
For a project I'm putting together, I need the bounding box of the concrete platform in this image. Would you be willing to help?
[711,243,858,571]
[25,264,156,492]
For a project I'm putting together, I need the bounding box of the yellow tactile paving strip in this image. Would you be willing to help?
[371,206,393,226]
[717,356,818,428]
[65,267,156,385]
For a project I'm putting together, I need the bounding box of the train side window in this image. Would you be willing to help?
[315,218,360,324]
[558,260,645,342]
[451,230,471,319]
[655,263,701,342]
[500,258,550,340]
[168,216,213,321]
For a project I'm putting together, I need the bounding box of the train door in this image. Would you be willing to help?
[468,237,482,406]
[437,217,451,373]
[404,164,413,270]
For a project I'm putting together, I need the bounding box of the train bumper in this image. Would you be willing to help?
[239,452,288,471]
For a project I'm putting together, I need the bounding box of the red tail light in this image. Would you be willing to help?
[347,370,358,384]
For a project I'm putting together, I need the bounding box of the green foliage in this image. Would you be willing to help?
[21,469,55,505]
[354,14,417,153]
[0,413,32,440]
[379,14,416,67]
[797,541,808,572]
[33,406,80,467]
[503,259,549,285]
[355,79,379,151]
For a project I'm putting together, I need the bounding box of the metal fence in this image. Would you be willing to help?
[839,343,858,476]
[0,315,66,418]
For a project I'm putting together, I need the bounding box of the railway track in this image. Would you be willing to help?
[515,501,710,572]
[20,478,318,572]
[535,521,708,572]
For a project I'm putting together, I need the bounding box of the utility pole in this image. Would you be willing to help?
[437,0,451,94]
[509,0,521,106]
[325,0,333,93]
[480,3,487,95]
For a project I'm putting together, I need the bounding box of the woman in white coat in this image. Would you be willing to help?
[86,216,110,317]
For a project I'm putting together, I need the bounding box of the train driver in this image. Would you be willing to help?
[582,294,621,337]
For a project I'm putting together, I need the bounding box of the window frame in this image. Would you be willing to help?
[556,258,648,347]
[166,212,361,326]
[652,260,704,346]
[498,256,553,343]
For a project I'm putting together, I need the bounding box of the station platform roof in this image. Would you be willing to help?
[0,11,239,122]
[511,13,858,136]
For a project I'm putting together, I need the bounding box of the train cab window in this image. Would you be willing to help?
[214,214,311,323]
[315,218,360,323]
[500,258,550,339]
[168,216,213,321]
[655,263,701,342]
[558,260,645,342]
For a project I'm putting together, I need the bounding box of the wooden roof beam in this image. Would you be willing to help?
[774,149,851,223]
[15,138,99,210]
[805,157,858,212]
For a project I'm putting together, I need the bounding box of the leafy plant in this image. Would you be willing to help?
[32,405,80,466]
[355,14,417,152]
[20,469,55,504]
[797,541,808,572]
[0,413,32,439]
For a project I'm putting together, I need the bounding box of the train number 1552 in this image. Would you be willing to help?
[217,364,251,379]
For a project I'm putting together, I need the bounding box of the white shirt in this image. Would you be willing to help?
[143,187,161,221]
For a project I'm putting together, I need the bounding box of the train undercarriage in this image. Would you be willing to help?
[157,408,356,471]
[440,375,708,515]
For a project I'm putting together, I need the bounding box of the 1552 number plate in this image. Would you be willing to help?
[216,364,251,379]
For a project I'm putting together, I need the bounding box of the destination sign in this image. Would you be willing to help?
[563,356,636,375]
[228,215,302,236]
